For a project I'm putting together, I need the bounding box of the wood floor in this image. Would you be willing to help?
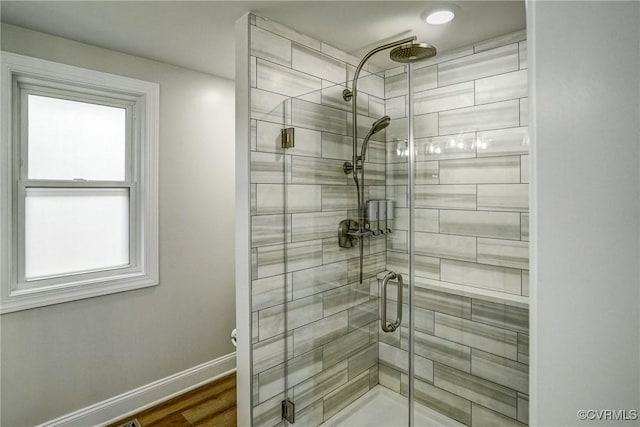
[107,372,237,427]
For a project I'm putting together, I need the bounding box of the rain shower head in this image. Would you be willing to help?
[390,42,437,63]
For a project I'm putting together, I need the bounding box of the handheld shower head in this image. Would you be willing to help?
[361,115,391,161]
[370,115,391,135]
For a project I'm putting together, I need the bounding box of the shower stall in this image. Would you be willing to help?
[237,13,529,427]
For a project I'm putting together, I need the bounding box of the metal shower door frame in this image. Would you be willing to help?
[407,62,417,427]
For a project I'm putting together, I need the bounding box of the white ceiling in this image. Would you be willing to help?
[0,1,526,80]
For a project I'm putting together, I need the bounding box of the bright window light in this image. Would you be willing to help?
[28,95,126,181]
[25,188,130,280]
[426,10,455,25]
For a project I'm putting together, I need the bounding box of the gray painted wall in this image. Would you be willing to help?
[529,1,640,425]
[0,23,236,426]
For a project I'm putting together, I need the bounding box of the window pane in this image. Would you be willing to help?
[27,94,126,181]
[25,188,130,280]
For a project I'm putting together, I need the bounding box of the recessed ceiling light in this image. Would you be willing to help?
[425,9,455,25]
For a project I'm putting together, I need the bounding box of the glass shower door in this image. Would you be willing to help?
[249,93,294,426]
[252,75,394,426]
[382,62,417,425]
[408,37,531,427]
[282,79,391,425]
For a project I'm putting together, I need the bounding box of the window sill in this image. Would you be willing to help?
[1,269,159,314]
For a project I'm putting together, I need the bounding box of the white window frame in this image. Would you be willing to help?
[1,52,159,313]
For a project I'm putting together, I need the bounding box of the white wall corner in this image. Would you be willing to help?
[234,12,253,427]
[525,2,537,425]
[36,353,236,427]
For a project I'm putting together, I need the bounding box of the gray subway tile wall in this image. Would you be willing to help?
[412,378,473,425]
[410,328,472,373]
[416,132,477,161]
[477,184,529,212]
[471,349,529,394]
[433,313,518,360]
[249,13,385,422]
[438,100,521,135]
[440,210,521,240]
[256,239,323,278]
[440,259,522,294]
[475,70,528,105]
[434,363,518,419]
[472,403,527,427]
[256,58,322,98]
[439,157,521,184]
[414,81,475,115]
[437,43,519,87]
[247,13,529,427]
[476,127,529,158]
[517,393,529,424]
[473,30,527,54]
[415,185,477,210]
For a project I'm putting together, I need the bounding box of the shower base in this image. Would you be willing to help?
[320,385,464,427]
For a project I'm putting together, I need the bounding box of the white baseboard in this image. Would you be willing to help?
[38,352,236,427]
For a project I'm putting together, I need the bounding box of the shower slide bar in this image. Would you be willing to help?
[381,271,403,333]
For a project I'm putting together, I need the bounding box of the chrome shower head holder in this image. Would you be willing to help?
[342,88,353,102]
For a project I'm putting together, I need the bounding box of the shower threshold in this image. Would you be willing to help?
[320,385,465,427]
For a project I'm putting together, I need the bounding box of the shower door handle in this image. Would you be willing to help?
[381,271,403,333]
